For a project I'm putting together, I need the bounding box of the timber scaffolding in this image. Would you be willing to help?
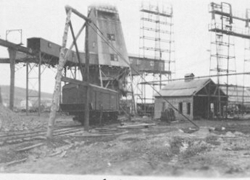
[208,2,250,118]
[132,1,175,116]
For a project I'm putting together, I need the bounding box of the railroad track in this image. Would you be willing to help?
[0,125,84,145]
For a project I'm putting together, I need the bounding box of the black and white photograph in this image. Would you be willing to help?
[0,0,250,179]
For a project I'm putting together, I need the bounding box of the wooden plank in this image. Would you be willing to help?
[72,131,128,137]
[15,143,44,152]
[117,123,156,129]
[194,94,227,97]
[5,158,27,166]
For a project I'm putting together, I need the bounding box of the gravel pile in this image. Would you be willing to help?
[0,105,25,132]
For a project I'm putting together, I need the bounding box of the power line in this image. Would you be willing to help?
[141,72,250,84]
[88,19,199,128]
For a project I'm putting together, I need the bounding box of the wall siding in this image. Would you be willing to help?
[154,97,193,121]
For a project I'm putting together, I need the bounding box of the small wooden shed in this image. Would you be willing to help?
[154,75,227,120]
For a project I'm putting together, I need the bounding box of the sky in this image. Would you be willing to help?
[0,0,249,93]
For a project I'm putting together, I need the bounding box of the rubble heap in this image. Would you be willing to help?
[0,105,25,132]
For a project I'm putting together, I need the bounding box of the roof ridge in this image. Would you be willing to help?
[156,78,212,97]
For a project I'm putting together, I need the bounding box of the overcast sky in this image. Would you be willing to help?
[0,0,249,93]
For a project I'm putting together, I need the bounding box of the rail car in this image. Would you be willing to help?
[60,82,119,125]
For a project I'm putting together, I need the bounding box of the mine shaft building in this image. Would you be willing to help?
[154,74,228,121]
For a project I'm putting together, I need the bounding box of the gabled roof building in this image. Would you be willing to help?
[154,74,227,120]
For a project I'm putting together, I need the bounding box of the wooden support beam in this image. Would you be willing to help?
[8,48,16,110]
[0,87,2,104]
[38,52,41,116]
[69,21,85,79]
[0,57,37,64]
[0,39,33,54]
[0,58,12,63]
[65,5,91,22]
[195,94,227,98]
[84,22,90,131]
[26,61,29,115]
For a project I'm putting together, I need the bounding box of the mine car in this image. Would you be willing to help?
[60,83,119,125]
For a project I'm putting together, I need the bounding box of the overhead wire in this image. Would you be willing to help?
[88,20,199,128]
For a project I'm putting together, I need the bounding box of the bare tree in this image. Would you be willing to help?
[46,9,72,139]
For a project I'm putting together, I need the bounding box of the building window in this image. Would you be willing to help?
[110,54,118,61]
[187,102,191,115]
[108,34,115,41]
[179,102,183,113]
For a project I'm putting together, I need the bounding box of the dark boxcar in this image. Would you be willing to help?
[60,83,119,125]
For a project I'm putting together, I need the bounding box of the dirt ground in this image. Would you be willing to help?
[1,113,250,179]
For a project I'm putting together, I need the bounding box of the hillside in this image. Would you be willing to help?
[0,85,52,100]
[0,85,52,107]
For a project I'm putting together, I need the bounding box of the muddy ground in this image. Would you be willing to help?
[1,113,250,179]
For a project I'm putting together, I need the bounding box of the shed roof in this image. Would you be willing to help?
[155,78,211,97]
[220,86,250,103]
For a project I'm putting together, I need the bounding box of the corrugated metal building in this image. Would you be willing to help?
[154,74,227,120]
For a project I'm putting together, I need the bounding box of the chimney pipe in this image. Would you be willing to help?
[184,73,195,82]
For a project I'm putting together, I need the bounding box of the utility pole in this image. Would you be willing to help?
[84,22,90,131]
